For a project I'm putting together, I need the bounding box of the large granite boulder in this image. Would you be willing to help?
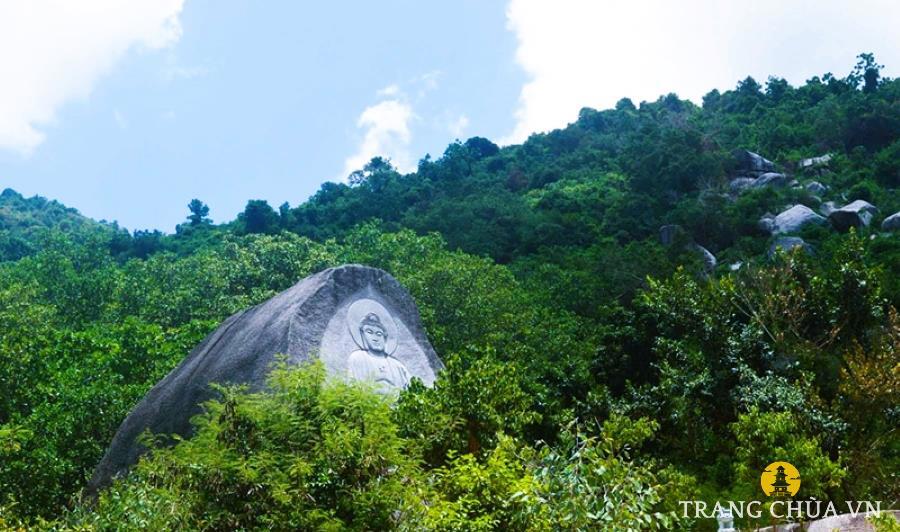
[734,149,776,176]
[804,181,827,196]
[89,265,443,493]
[798,153,832,171]
[829,199,878,231]
[819,201,838,217]
[758,213,776,234]
[773,205,826,234]
[768,236,813,259]
[729,177,756,193]
[883,211,900,231]
[752,172,789,189]
[692,244,717,273]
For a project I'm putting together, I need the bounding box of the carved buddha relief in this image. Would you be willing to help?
[345,299,412,389]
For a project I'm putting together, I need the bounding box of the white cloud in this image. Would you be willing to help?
[503,0,900,144]
[415,70,442,95]
[448,114,469,138]
[0,0,185,154]
[342,99,416,178]
[342,71,457,178]
[376,84,400,97]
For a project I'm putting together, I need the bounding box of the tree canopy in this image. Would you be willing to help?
[0,55,898,530]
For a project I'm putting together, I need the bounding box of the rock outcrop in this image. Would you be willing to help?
[828,200,878,231]
[804,181,827,196]
[768,236,813,259]
[89,265,443,493]
[692,244,717,273]
[729,177,756,193]
[728,151,797,194]
[758,213,776,234]
[819,201,838,217]
[734,149,776,176]
[752,172,789,189]
[798,153,832,171]
[882,211,900,231]
[772,205,826,234]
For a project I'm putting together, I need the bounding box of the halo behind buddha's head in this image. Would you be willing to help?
[347,298,398,355]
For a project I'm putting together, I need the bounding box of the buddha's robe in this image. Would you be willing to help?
[347,349,411,389]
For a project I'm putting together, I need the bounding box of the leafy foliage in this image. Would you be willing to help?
[1,55,898,529]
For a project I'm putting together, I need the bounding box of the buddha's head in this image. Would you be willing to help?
[359,312,388,353]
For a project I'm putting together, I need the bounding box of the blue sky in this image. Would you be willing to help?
[2,0,899,232]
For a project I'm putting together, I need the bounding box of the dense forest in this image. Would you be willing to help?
[1,54,898,530]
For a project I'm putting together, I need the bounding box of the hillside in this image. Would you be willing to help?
[0,56,898,530]
[38,53,900,313]
[0,188,111,261]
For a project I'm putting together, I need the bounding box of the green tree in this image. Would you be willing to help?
[849,53,884,94]
[71,363,423,530]
[238,199,280,234]
[186,198,211,226]
[515,415,691,531]
[731,409,845,502]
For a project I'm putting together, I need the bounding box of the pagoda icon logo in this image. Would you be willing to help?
[760,462,801,497]
[678,460,880,521]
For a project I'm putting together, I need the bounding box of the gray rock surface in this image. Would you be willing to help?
[692,244,717,273]
[773,205,826,234]
[804,181,827,196]
[819,201,838,217]
[752,172,789,189]
[883,211,900,231]
[729,177,756,193]
[734,149,776,176]
[758,213,776,234]
[89,264,443,493]
[768,236,813,259]
[798,153,832,170]
[829,199,878,231]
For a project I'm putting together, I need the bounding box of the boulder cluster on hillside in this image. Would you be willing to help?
[742,149,898,241]
[671,150,900,270]
[729,149,792,193]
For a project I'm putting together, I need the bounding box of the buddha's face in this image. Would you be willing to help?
[362,324,387,353]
